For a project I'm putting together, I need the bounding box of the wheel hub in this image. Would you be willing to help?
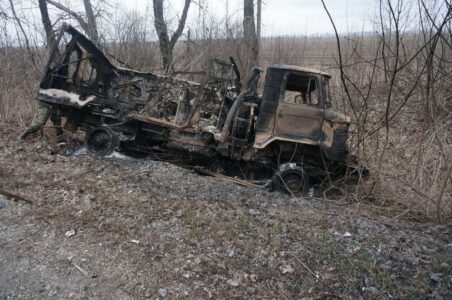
[275,163,309,194]
[85,127,119,157]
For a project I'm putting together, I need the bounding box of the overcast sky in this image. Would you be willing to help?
[1,0,377,46]
[119,0,375,36]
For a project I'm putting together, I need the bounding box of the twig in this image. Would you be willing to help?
[436,162,452,224]
[0,189,33,205]
[295,256,322,282]
[320,0,358,123]
[72,262,90,277]
[193,167,264,188]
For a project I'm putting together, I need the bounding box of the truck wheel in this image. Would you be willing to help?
[85,126,119,157]
[274,164,309,195]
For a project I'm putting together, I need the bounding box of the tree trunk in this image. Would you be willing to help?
[169,0,191,52]
[83,0,99,43]
[46,0,99,43]
[38,0,55,48]
[185,28,191,57]
[243,0,258,73]
[257,0,262,42]
[153,0,171,71]
[153,0,191,73]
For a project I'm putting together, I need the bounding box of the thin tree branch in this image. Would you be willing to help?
[8,0,37,68]
[46,0,90,35]
[320,0,358,122]
[169,0,191,50]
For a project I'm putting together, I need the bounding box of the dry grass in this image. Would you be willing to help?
[0,48,42,125]
[0,29,450,223]
[1,125,450,298]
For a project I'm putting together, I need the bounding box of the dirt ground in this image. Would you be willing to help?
[0,125,451,299]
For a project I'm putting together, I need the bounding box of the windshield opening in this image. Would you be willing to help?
[281,73,320,106]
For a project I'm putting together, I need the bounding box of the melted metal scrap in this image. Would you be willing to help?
[31,24,367,195]
[39,89,96,107]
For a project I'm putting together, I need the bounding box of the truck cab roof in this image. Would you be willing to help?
[269,64,331,78]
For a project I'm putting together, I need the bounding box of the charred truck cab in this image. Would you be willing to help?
[35,24,363,194]
[255,65,350,162]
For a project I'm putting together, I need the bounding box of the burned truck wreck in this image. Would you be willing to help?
[33,24,364,194]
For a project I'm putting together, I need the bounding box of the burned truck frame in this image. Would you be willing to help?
[36,25,360,193]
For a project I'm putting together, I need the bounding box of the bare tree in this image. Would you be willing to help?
[243,0,258,72]
[321,0,452,222]
[8,0,37,67]
[256,0,262,42]
[38,0,55,47]
[152,0,191,72]
[46,0,100,43]
[83,0,98,42]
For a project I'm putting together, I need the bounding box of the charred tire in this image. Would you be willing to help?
[274,164,309,195]
[85,126,119,157]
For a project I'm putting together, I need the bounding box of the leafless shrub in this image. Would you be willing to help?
[320,0,452,222]
[104,9,159,70]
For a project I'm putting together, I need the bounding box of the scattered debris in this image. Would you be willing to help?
[130,239,140,244]
[0,197,5,209]
[1,126,450,298]
[227,279,239,287]
[344,231,352,237]
[158,288,167,298]
[65,229,76,237]
[362,287,379,295]
[69,147,87,157]
[106,152,132,160]
[281,265,294,274]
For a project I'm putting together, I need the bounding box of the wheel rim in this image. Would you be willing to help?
[86,127,118,156]
[280,171,304,194]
